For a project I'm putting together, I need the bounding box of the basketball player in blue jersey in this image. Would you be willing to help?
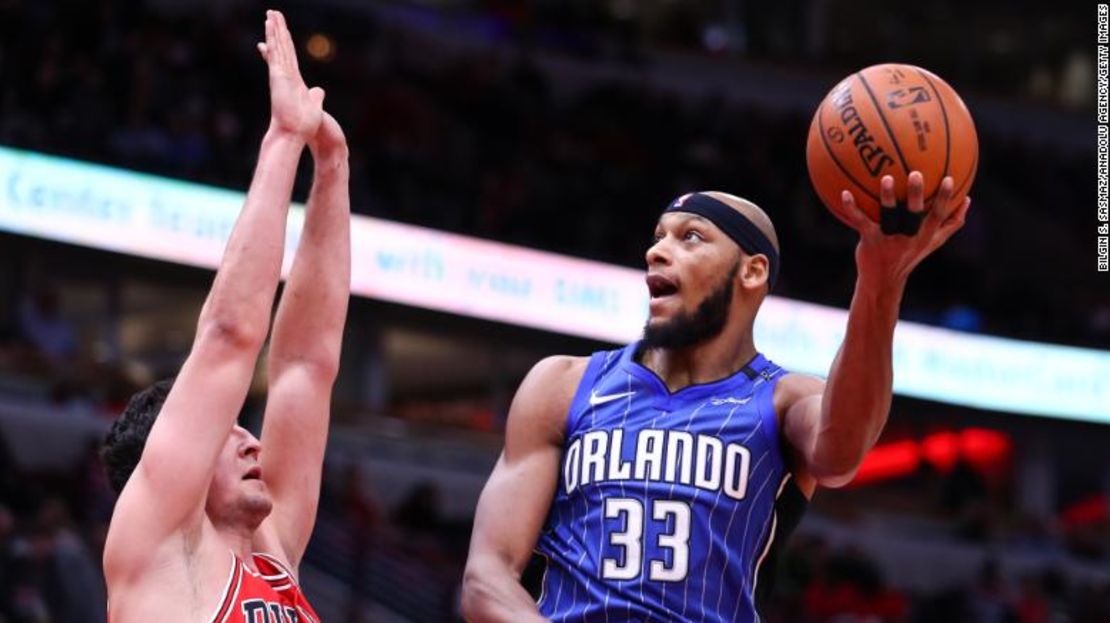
[461,173,971,622]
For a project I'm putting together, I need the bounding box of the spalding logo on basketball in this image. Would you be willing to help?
[806,63,978,224]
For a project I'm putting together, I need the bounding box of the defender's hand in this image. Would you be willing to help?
[257,10,323,141]
[839,171,971,287]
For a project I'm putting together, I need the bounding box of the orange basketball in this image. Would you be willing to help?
[806,63,978,224]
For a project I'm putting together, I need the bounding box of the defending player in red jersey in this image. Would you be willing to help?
[100,11,349,622]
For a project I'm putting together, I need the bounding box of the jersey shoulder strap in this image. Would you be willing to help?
[208,552,244,623]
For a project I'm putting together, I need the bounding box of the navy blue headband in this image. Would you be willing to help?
[663,193,779,290]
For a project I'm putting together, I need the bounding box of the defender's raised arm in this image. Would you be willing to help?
[256,111,351,572]
[103,8,324,605]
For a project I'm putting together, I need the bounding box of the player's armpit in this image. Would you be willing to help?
[104,334,263,580]
[461,356,585,623]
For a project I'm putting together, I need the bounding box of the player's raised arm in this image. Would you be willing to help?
[781,172,970,487]
[461,356,585,623]
[256,110,350,571]
[103,9,324,579]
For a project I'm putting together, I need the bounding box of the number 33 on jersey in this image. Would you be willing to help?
[535,344,808,623]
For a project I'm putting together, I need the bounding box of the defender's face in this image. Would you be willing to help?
[206,425,272,526]
[645,213,739,326]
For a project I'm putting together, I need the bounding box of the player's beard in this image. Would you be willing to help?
[641,261,739,351]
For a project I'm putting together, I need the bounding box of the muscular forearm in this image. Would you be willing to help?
[462,563,549,623]
[198,128,304,346]
[268,146,350,374]
[815,274,905,478]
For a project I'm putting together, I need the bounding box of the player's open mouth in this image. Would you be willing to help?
[243,466,263,480]
[646,274,679,299]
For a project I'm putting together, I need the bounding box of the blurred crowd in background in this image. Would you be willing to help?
[0,0,1106,622]
[0,0,1103,347]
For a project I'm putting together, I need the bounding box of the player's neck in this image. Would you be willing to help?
[642,326,757,392]
[212,520,260,571]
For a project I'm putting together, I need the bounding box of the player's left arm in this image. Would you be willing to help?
[780,172,970,488]
[257,112,351,570]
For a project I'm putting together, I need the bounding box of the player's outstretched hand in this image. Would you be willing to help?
[838,171,971,287]
[257,10,324,141]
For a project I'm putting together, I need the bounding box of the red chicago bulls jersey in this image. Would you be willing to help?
[209,552,320,623]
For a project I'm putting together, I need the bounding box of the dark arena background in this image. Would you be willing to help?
[0,1,1108,622]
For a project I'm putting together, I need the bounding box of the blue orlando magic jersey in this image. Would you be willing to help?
[535,343,808,623]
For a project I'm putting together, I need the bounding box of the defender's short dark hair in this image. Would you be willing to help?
[101,378,175,495]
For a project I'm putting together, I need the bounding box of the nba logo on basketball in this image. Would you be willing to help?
[806,63,978,223]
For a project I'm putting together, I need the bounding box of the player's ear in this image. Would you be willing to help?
[738,254,770,291]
